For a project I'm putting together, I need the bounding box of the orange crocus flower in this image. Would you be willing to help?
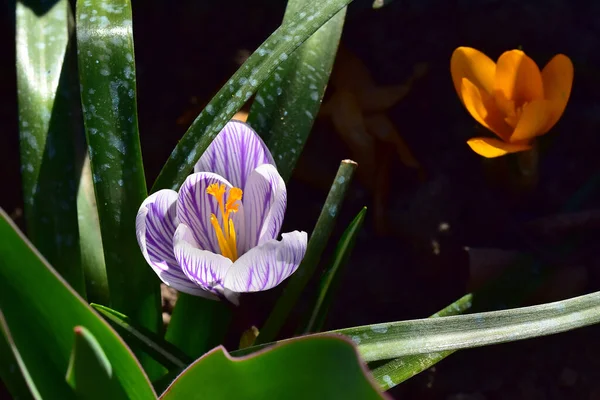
[451,47,573,158]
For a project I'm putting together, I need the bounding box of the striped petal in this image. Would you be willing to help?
[177,172,245,255]
[173,224,233,297]
[136,190,211,297]
[194,121,275,190]
[222,231,307,293]
[241,164,287,252]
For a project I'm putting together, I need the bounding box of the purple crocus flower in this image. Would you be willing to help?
[136,121,307,302]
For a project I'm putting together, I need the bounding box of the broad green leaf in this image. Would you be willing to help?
[0,311,41,400]
[76,0,161,339]
[246,3,346,182]
[65,326,127,399]
[16,0,85,296]
[92,304,191,370]
[257,160,357,344]
[160,336,385,399]
[165,294,232,359]
[332,290,600,361]
[370,294,473,390]
[303,207,367,333]
[0,209,156,400]
[151,0,356,192]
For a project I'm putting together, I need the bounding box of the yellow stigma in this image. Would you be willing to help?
[206,183,243,261]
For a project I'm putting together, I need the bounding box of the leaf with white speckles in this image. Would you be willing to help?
[16,0,85,296]
[76,0,162,377]
[246,2,346,182]
[152,0,355,192]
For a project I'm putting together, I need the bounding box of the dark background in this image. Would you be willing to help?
[2,0,600,398]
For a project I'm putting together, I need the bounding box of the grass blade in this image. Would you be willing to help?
[246,3,346,182]
[303,207,367,333]
[92,304,191,370]
[0,311,42,400]
[76,155,109,305]
[256,160,357,344]
[16,0,85,296]
[151,0,355,192]
[303,207,367,334]
[76,0,161,334]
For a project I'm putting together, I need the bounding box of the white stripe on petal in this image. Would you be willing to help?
[136,190,210,296]
[174,224,233,296]
[223,231,307,293]
[241,164,287,252]
[194,121,275,190]
[177,172,244,255]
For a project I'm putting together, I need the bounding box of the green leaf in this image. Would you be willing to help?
[76,0,161,338]
[160,336,385,399]
[246,3,346,182]
[76,156,110,305]
[370,294,473,390]
[92,304,191,370]
[151,0,356,192]
[16,0,85,296]
[332,290,600,361]
[303,207,367,333]
[0,310,41,400]
[165,294,232,359]
[65,326,127,399]
[0,209,156,400]
[257,160,357,344]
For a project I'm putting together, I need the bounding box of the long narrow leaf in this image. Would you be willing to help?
[236,291,600,363]
[76,155,109,305]
[151,0,355,192]
[257,160,358,344]
[76,0,161,335]
[303,207,367,333]
[0,311,42,400]
[0,209,156,399]
[246,3,346,182]
[16,0,85,296]
[370,294,473,389]
[332,290,600,361]
[92,304,191,370]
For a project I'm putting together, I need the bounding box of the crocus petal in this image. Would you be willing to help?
[451,47,496,99]
[541,54,574,131]
[467,137,532,158]
[222,231,307,293]
[194,120,275,190]
[494,50,544,104]
[241,164,287,252]
[173,224,233,296]
[136,190,209,296]
[177,172,245,255]
[461,78,512,140]
[510,100,553,141]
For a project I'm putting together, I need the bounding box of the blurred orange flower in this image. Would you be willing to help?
[451,47,573,158]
